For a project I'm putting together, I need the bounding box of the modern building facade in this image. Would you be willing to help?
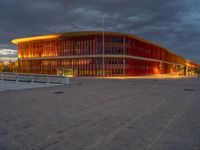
[12,31,197,77]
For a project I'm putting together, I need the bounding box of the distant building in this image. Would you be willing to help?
[12,31,197,77]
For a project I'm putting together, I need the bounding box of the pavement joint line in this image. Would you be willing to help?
[1,79,199,149]
[86,91,178,150]
[144,94,190,150]
[32,88,152,148]
[46,87,174,149]
[31,86,165,149]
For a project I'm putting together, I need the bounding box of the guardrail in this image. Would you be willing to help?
[0,72,69,85]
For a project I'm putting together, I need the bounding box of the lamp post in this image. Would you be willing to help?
[123,36,126,79]
[102,17,105,78]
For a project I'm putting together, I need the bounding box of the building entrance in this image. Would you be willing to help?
[58,68,74,77]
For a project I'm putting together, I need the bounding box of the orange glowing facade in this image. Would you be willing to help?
[12,31,197,77]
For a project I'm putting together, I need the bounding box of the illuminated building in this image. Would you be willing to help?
[12,31,197,77]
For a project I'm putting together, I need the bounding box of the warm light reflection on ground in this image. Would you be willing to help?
[98,74,197,80]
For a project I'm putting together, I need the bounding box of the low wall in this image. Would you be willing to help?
[0,72,69,85]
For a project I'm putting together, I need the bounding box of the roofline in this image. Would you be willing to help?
[12,34,61,45]
[11,31,184,59]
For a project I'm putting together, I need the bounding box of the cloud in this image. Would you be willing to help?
[0,48,17,62]
[0,0,200,63]
[0,49,17,56]
[0,49,17,61]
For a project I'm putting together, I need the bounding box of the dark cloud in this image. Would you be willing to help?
[0,0,199,63]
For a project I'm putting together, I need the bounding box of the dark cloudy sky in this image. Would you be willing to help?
[0,0,200,63]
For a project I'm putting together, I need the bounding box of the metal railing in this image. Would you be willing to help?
[0,72,69,85]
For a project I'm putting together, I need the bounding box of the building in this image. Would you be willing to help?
[12,31,197,77]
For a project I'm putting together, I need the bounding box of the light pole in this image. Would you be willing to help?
[102,17,105,78]
[123,36,126,79]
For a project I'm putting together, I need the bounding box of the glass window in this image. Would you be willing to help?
[105,48,108,53]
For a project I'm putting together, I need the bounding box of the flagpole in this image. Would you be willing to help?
[102,17,105,78]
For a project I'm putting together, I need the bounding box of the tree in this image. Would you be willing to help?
[7,61,17,72]
[0,62,4,72]
[2,60,18,72]
[196,66,200,78]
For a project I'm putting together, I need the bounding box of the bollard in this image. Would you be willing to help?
[63,77,69,85]
[16,74,19,82]
[31,76,35,83]
[47,76,49,84]
[1,76,4,82]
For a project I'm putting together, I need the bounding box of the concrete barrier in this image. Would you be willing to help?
[0,73,69,85]
[17,75,33,82]
[1,74,17,81]
[34,76,48,83]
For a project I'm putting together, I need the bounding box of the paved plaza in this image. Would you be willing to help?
[0,81,57,92]
[0,78,200,150]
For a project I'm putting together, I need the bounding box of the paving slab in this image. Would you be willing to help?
[0,78,200,150]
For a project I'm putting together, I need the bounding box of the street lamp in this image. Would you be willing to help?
[123,36,126,79]
[102,17,105,78]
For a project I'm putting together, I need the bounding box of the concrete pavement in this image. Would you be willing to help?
[0,78,200,150]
